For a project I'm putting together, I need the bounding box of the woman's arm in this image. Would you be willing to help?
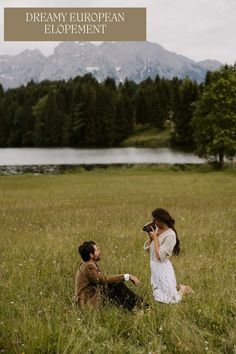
[158,233,176,261]
[153,236,160,260]
[149,226,161,260]
[150,229,176,261]
[144,238,151,253]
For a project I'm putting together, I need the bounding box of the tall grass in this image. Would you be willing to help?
[0,168,235,353]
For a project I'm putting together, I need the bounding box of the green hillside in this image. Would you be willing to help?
[121,124,171,148]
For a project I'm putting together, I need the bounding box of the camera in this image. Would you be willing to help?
[143,221,158,233]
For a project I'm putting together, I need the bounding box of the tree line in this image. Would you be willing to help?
[0,74,199,149]
[0,64,235,167]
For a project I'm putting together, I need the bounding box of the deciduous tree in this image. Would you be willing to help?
[192,65,236,167]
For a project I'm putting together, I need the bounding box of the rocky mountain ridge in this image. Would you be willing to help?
[0,41,222,89]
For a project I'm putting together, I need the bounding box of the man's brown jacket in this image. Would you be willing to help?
[75,262,125,308]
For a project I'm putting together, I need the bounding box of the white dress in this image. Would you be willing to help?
[144,229,182,304]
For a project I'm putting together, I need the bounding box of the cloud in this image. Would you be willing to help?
[0,0,235,63]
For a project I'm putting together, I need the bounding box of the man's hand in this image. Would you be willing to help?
[129,274,141,286]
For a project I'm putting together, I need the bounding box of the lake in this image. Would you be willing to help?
[0,147,204,165]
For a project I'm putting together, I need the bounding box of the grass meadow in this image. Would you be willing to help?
[0,167,235,354]
[121,124,171,147]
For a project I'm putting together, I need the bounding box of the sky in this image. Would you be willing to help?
[0,0,235,64]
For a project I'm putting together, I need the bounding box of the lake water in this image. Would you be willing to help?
[0,147,204,165]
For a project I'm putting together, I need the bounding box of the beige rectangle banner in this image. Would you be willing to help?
[4,7,146,41]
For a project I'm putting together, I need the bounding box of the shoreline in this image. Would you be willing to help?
[0,163,234,175]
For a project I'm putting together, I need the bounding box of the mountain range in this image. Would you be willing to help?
[0,41,222,89]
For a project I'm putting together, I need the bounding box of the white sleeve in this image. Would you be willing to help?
[144,240,151,252]
[158,233,176,261]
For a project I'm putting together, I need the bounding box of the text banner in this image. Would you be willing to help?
[4,8,146,41]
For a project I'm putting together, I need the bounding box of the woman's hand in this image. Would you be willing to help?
[149,226,161,260]
[149,225,159,240]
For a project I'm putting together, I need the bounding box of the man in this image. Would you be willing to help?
[75,240,147,311]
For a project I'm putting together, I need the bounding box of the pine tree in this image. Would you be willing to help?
[171,78,199,148]
[33,95,48,146]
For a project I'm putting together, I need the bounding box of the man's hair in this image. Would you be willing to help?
[78,241,96,261]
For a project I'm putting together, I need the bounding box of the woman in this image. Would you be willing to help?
[144,208,193,304]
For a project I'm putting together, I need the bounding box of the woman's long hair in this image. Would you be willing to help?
[152,208,180,255]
